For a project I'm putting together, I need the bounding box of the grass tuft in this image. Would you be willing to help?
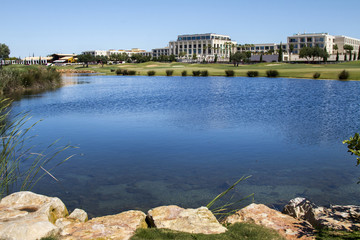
[147,70,156,76]
[247,71,259,77]
[131,222,285,240]
[266,70,279,78]
[225,70,235,77]
[338,70,349,80]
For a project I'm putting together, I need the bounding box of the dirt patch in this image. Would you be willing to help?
[146,65,159,67]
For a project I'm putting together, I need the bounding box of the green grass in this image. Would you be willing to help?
[315,229,360,240]
[49,61,360,80]
[131,223,285,240]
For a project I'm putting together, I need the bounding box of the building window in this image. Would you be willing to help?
[189,49,192,54]
[307,37,312,42]
[289,38,297,43]
[198,49,201,54]
[301,38,305,42]
[194,44,196,48]
[198,44,201,48]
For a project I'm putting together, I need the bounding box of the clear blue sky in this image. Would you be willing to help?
[2,0,360,57]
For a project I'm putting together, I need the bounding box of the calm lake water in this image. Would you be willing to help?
[12,75,360,217]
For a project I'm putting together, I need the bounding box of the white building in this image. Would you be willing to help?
[82,50,109,57]
[152,47,169,58]
[168,33,237,62]
[287,33,335,55]
[23,56,53,65]
[334,35,360,57]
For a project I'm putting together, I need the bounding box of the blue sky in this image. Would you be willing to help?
[2,0,360,57]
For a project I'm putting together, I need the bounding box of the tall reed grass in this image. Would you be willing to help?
[0,67,61,95]
[0,99,74,198]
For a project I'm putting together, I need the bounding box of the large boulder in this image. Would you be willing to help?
[147,205,227,234]
[283,198,360,231]
[225,203,315,240]
[60,210,147,240]
[0,191,68,240]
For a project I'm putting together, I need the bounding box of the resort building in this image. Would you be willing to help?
[23,56,53,65]
[238,43,287,54]
[334,35,360,56]
[168,33,237,62]
[82,50,108,57]
[287,33,335,55]
[152,47,169,58]
[83,48,151,57]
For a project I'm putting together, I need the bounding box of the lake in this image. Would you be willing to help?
[12,74,360,217]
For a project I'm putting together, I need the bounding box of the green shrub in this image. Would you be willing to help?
[128,70,136,75]
[225,70,235,77]
[247,71,259,77]
[110,69,115,73]
[313,72,321,79]
[266,70,279,78]
[147,70,156,76]
[115,69,123,75]
[122,69,129,75]
[181,70,187,76]
[200,70,208,77]
[338,70,349,80]
[192,70,201,76]
[166,70,174,76]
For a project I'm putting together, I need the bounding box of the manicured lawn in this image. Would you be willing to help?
[131,223,285,240]
[54,61,360,80]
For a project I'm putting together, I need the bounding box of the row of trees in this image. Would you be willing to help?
[299,46,329,62]
[77,53,179,67]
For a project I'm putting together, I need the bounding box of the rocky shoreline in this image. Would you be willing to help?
[0,191,359,240]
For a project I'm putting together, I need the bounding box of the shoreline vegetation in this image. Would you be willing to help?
[53,60,360,80]
[0,65,62,96]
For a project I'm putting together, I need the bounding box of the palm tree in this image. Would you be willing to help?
[344,44,354,61]
[333,44,339,62]
[289,44,294,62]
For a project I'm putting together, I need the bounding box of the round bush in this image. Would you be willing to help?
[147,71,156,76]
[225,70,235,77]
[338,70,349,80]
[313,72,321,79]
[266,70,279,78]
[166,70,174,76]
[181,70,187,76]
[247,71,259,77]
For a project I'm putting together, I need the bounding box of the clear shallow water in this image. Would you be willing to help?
[12,75,360,217]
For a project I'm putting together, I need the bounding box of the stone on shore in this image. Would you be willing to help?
[147,205,227,234]
[68,208,88,222]
[225,203,315,240]
[283,197,360,231]
[60,210,147,240]
[0,191,68,240]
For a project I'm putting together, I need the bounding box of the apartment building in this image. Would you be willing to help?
[152,47,169,58]
[83,48,150,57]
[238,43,287,54]
[334,35,360,55]
[287,33,335,54]
[168,33,237,62]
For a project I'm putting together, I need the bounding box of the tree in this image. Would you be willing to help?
[96,55,108,67]
[192,53,197,61]
[231,51,242,66]
[278,43,283,62]
[358,46,360,60]
[322,47,329,62]
[77,53,95,67]
[289,44,294,61]
[178,51,186,59]
[334,44,339,62]
[259,54,263,62]
[169,54,176,62]
[214,54,218,63]
[299,46,312,62]
[0,43,10,68]
[344,44,354,61]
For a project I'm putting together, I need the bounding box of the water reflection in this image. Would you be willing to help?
[11,75,360,217]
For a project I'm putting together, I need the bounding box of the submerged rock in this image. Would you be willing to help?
[283,197,360,231]
[0,191,68,240]
[147,205,227,234]
[60,210,147,240]
[225,203,315,240]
